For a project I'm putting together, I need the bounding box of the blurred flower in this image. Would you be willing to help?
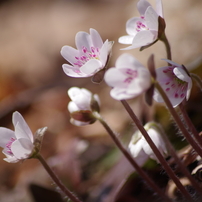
[68,87,100,126]
[104,53,151,100]
[61,28,113,78]
[153,60,192,107]
[118,0,163,50]
[129,122,168,165]
[0,112,35,163]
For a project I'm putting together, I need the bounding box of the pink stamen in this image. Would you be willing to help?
[6,137,16,155]
[74,46,100,68]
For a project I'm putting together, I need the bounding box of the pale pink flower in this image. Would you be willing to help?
[68,87,100,126]
[129,122,168,165]
[153,60,192,107]
[61,28,113,78]
[104,53,151,100]
[0,112,34,163]
[119,0,163,50]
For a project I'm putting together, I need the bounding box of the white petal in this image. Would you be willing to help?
[12,112,33,142]
[76,31,92,51]
[126,17,140,36]
[68,102,80,113]
[155,0,163,17]
[145,6,158,30]
[60,46,79,65]
[127,69,151,94]
[110,88,135,100]
[137,0,151,16]
[142,128,167,161]
[3,154,19,163]
[153,86,185,108]
[62,64,88,78]
[173,67,190,82]
[11,138,33,159]
[80,59,102,75]
[162,59,181,67]
[104,68,127,88]
[90,28,103,49]
[70,118,90,126]
[118,35,134,45]
[0,128,15,148]
[99,40,109,65]
[186,79,192,100]
[122,31,156,50]
[68,87,91,110]
[116,53,145,70]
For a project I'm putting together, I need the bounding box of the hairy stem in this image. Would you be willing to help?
[36,154,82,202]
[121,100,194,201]
[93,112,172,202]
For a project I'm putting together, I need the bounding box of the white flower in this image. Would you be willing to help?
[104,53,151,100]
[68,87,100,126]
[153,59,192,107]
[0,112,34,163]
[61,28,113,78]
[129,122,168,165]
[118,0,163,50]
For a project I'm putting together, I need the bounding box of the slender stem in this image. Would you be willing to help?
[121,100,194,201]
[155,81,202,158]
[36,154,82,202]
[190,73,202,92]
[159,122,202,195]
[93,112,173,202]
[178,103,202,146]
[160,33,172,61]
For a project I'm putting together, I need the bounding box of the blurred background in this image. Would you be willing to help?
[0,0,202,201]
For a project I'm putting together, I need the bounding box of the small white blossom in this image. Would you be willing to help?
[68,87,100,126]
[129,122,168,165]
[0,112,34,163]
[119,0,163,50]
[153,59,192,107]
[104,53,151,100]
[61,28,113,78]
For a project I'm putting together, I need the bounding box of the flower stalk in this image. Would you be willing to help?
[36,154,82,202]
[159,33,172,61]
[93,111,172,202]
[121,99,194,201]
[178,103,202,146]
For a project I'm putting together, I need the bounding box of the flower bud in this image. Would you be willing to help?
[67,87,100,126]
[129,122,168,165]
